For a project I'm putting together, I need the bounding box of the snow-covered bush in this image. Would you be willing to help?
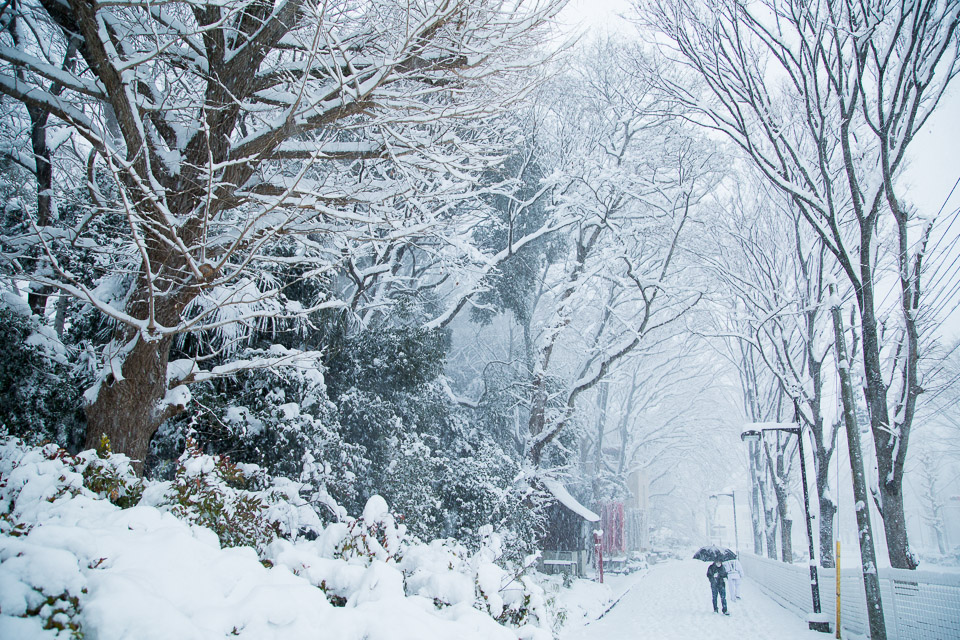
[141,438,326,552]
[149,352,361,511]
[334,495,406,565]
[77,436,143,509]
[471,527,551,630]
[536,572,613,635]
[0,437,559,640]
[153,439,285,552]
[0,439,92,637]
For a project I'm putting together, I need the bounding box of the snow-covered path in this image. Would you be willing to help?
[562,560,829,640]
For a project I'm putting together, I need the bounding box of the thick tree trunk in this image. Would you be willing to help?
[815,443,837,568]
[83,332,180,472]
[763,514,777,559]
[778,516,792,563]
[766,437,793,563]
[879,484,916,569]
[832,293,886,639]
[859,264,916,570]
[818,495,837,568]
[803,329,837,569]
[758,471,777,559]
[82,225,196,469]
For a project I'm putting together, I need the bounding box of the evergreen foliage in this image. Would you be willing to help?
[0,306,85,451]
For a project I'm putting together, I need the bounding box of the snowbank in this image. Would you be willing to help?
[0,438,554,640]
[540,575,613,632]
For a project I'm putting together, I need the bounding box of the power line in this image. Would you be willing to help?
[871,179,960,323]
[921,174,960,258]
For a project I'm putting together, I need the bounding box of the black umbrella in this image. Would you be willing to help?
[693,545,736,562]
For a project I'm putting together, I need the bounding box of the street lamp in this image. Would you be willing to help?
[741,422,830,633]
[710,490,739,554]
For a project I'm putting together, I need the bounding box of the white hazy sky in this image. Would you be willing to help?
[556,0,960,338]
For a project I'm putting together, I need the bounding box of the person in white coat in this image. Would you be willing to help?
[723,555,744,601]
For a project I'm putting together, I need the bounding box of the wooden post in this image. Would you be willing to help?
[836,539,842,638]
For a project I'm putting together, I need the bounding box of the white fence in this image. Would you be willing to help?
[741,553,960,639]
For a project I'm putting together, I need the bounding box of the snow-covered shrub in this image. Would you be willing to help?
[0,437,142,525]
[76,436,143,509]
[399,537,475,607]
[537,572,613,635]
[472,528,551,631]
[334,495,407,565]
[148,351,362,521]
[0,569,85,639]
[266,495,552,638]
[396,523,552,634]
[2,438,558,640]
[150,439,284,552]
[149,438,330,551]
[0,439,91,638]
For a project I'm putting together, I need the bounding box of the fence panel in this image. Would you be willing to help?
[740,554,960,639]
[885,568,960,640]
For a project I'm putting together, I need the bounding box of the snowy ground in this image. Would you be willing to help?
[562,560,832,640]
[0,439,554,640]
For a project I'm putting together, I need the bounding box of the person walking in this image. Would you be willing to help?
[723,555,743,601]
[706,559,729,614]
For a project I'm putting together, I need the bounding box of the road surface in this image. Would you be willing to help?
[562,559,831,640]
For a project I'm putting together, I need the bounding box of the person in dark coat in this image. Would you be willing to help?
[706,559,729,614]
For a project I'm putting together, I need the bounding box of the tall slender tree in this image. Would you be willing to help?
[638,0,960,568]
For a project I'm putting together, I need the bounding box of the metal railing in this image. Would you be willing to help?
[741,553,960,639]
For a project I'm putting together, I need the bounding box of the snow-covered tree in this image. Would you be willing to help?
[580,334,719,504]
[637,0,960,569]
[704,182,842,566]
[0,0,564,467]
[522,40,721,471]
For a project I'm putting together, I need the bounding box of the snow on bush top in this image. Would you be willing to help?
[0,437,554,640]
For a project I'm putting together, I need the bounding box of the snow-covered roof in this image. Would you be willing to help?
[542,479,600,522]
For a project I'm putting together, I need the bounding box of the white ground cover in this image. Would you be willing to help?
[0,438,553,639]
[0,436,845,640]
[561,559,836,640]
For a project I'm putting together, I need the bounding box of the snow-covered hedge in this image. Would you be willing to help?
[0,437,554,639]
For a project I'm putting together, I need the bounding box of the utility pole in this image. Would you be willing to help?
[743,422,828,633]
[793,400,829,632]
[830,287,886,640]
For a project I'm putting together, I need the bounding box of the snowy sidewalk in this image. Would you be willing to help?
[561,559,830,640]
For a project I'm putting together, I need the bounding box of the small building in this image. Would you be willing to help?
[539,479,600,577]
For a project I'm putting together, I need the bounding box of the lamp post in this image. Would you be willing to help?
[710,490,739,554]
[741,422,830,633]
